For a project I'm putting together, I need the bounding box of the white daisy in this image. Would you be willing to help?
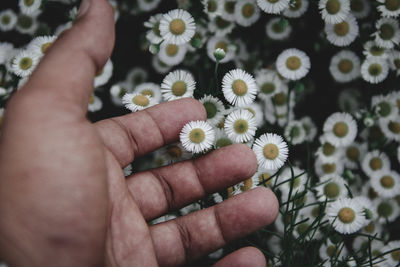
[206,36,235,63]
[283,0,309,18]
[88,94,102,113]
[323,112,357,147]
[0,43,14,65]
[266,17,292,40]
[234,0,261,27]
[208,16,235,37]
[161,69,196,101]
[343,142,367,169]
[253,133,289,170]
[284,120,306,145]
[382,241,400,267]
[315,174,348,201]
[254,167,277,187]
[137,0,161,12]
[202,0,222,18]
[199,95,225,126]
[371,171,400,199]
[257,0,290,14]
[19,0,42,15]
[361,58,389,84]
[152,57,172,75]
[0,9,17,31]
[324,14,359,47]
[373,17,400,49]
[109,82,131,106]
[224,109,257,143]
[361,150,391,177]
[94,59,113,88]
[158,42,187,66]
[159,9,195,45]
[256,69,283,100]
[379,118,400,142]
[126,67,148,89]
[301,116,318,141]
[134,82,162,103]
[238,175,260,193]
[373,198,400,223]
[315,135,344,162]
[278,166,308,200]
[327,198,367,234]
[15,14,38,35]
[214,128,235,148]
[350,0,370,19]
[363,40,389,60]
[338,88,362,114]
[319,0,350,24]
[388,50,400,75]
[11,49,40,77]
[180,120,215,153]
[329,50,360,83]
[122,93,156,112]
[371,94,398,121]
[144,14,163,44]
[276,48,310,81]
[314,157,345,177]
[242,102,264,127]
[220,0,237,21]
[27,35,57,57]
[319,239,348,261]
[222,68,258,107]
[377,0,400,18]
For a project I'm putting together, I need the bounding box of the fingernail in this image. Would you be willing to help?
[78,0,91,18]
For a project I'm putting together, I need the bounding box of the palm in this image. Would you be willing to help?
[0,1,278,267]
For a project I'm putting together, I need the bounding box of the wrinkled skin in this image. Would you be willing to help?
[0,1,278,266]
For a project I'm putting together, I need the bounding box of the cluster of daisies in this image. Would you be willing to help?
[1,0,400,266]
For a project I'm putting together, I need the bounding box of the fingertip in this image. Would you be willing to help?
[250,187,279,226]
[212,247,266,267]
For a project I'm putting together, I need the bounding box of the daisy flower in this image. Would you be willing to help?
[109,82,130,106]
[137,0,161,12]
[324,14,359,47]
[11,49,40,77]
[0,43,14,65]
[94,59,113,88]
[161,69,195,101]
[243,102,264,127]
[329,50,360,83]
[122,93,155,112]
[202,0,222,18]
[152,58,170,76]
[126,67,148,89]
[283,0,309,18]
[361,150,391,177]
[323,112,357,147]
[278,166,308,200]
[19,0,42,15]
[180,120,215,153]
[327,198,367,234]
[266,17,292,40]
[208,16,235,37]
[315,136,344,162]
[158,42,187,66]
[0,9,17,31]
[15,14,38,35]
[134,82,162,103]
[224,109,257,143]
[257,0,290,14]
[371,171,400,199]
[206,36,235,63]
[380,118,400,142]
[199,95,225,126]
[373,198,400,223]
[27,35,57,57]
[319,0,350,24]
[238,175,260,193]
[315,174,348,201]
[319,239,348,261]
[373,18,400,49]
[314,157,344,177]
[301,116,318,141]
[144,14,163,44]
[343,142,367,169]
[234,0,261,27]
[159,9,195,45]
[284,120,306,145]
[254,168,277,187]
[363,40,388,60]
[350,0,370,19]
[222,68,258,107]
[88,94,102,112]
[214,128,234,149]
[371,94,398,121]
[388,50,400,75]
[382,241,400,267]
[276,48,310,81]
[252,133,289,170]
[377,0,400,18]
[256,69,283,100]
[220,0,237,21]
[361,58,389,84]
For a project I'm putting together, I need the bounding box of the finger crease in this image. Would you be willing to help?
[214,206,228,245]
[149,170,176,211]
[175,220,192,262]
[109,118,138,163]
[189,161,207,196]
[144,109,167,146]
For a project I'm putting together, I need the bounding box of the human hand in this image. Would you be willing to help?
[0,1,278,266]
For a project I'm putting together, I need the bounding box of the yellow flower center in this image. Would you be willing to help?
[286,56,301,71]
[189,128,206,144]
[166,44,179,56]
[242,3,255,18]
[24,0,34,6]
[379,23,395,40]
[322,142,336,156]
[346,146,359,161]
[224,0,236,13]
[334,21,349,36]
[338,59,353,73]
[326,0,341,14]
[215,138,232,148]
[377,202,393,217]
[241,178,253,191]
[380,175,395,188]
[327,245,338,257]
[89,95,95,104]
[333,122,348,137]
[232,79,248,96]
[261,82,275,94]
[290,0,303,11]
[203,102,217,119]
[141,89,154,97]
[166,145,182,158]
[132,95,149,106]
[385,0,400,11]
[233,119,249,134]
[364,222,375,233]
[370,45,384,56]
[350,0,364,12]
[263,143,279,160]
[172,81,187,96]
[259,173,272,185]
[41,42,53,54]
[19,57,33,70]
[273,92,287,106]
[369,157,383,170]
[368,64,382,76]
[169,19,185,35]
[268,0,279,3]
[391,249,400,262]
[324,182,340,198]
[338,207,355,223]
[1,15,10,24]
[389,121,400,134]
[207,0,217,12]
[215,41,228,52]
[322,163,336,173]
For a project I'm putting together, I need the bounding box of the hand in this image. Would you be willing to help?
[0,1,278,266]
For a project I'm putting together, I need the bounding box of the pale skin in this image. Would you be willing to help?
[0,0,279,266]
